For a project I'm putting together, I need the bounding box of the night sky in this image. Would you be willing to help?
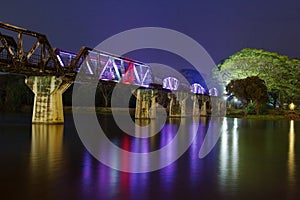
[1,0,300,68]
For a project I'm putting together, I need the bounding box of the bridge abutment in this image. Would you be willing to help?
[25,76,72,124]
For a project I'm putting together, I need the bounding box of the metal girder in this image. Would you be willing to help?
[122,62,152,86]
[0,22,63,76]
[61,46,152,85]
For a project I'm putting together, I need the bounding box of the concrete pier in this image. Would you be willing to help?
[192,94,200,116]
[168,93,180,117]
[25,76,72,124]
[168,91,189,117]
[200,95,209,116]
[135,88,156,119]
[210,96,226,116]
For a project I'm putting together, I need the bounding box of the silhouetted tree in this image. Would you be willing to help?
[96,80,116,107]
[226,76,269,115]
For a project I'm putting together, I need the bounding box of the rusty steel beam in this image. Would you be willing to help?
[0,22,64,76]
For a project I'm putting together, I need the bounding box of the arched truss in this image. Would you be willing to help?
[191,83,206,94]
[162,77,179,91]
[209,87,218,96]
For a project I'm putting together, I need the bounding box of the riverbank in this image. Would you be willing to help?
[15,105,300,121]
[226,108,300,120]
[67,106,300,121]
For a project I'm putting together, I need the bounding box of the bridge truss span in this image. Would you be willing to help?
[56,47,153,86]
[0,22,65,76]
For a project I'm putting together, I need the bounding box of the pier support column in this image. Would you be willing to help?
[25,76,72,124]
[168,91,188,117]
[200,95,209,116]
[135,88,156,119]
[210,96,226,116]
[192,94,200,116]
[168,93,180,117]
[178,92,189,117]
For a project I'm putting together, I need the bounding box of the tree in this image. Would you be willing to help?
[214,48,300,107]
[226,76,269,115]
[0,74,31,112]
[96,80,116,107]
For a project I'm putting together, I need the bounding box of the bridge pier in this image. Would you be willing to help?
[200,95,209,116]
[192,94,200,116]
[168,91,188,117]
[210,96,226,116]
[25,76,72,124]
[135,88,157,119]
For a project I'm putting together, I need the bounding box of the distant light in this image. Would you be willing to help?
[234,97,238,102]
[289,103,296,111]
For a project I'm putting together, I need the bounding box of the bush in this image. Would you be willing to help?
[246,102,270,115]
[246,103,256,114]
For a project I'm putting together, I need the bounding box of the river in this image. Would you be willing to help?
[0,113,299,200]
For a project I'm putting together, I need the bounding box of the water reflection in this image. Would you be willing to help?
[232,118,239,179]
[219,118,239,192]
[30,125,64,181]
[3,114,300,199]
[288,120,296,186]
[79,117,199,198]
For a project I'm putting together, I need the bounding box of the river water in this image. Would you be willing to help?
[0,113,299,200]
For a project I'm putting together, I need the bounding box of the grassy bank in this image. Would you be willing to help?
[226,108,300,120]
[16,105,300,121]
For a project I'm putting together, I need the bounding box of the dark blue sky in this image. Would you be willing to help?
[1,0,300,66]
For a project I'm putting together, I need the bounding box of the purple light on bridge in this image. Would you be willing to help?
[162,77,179,91]
[191,83,206,94]
[209,87,218,96]
[55,49,77,67]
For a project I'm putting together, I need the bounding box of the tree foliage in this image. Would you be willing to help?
[226,76,269,115]
[96,80,116,107]
[215,48,300,106]
[0,74,32,112]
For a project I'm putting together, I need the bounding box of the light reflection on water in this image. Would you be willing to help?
[1,114,299,199]
[30,125,64,182]
[288,120,296,187]
[218,118,239,193]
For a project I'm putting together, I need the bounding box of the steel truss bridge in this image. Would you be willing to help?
[0,21,218,94]
[0,22,222,123]
[0,22,154,87]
